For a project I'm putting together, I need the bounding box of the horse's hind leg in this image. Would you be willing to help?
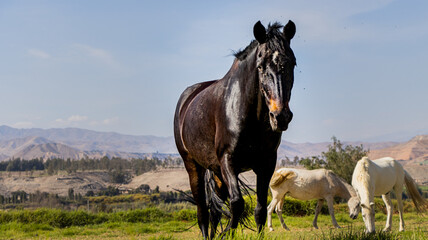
[184,160,209,239]
[276,197,290,230]
[313,199,325,229]
[267,189,287,231]
[326,196,340,228]
[382,193,393,232]
[394,184,405,232]
[209,176,228,239]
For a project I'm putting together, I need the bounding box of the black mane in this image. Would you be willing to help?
[234,22,284,61]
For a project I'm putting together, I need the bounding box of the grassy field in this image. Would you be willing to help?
[0,207,426,240]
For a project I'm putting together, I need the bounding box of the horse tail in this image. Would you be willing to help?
[404,170,428,213]
[204,170,255,234]
[269,169,295,187]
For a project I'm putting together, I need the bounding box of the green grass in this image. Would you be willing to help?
[0,207,426,240]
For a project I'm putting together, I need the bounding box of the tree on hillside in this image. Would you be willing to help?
[299,136,368,184]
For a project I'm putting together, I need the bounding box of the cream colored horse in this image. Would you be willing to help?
[267,168,360,231]
[352,157,428,233]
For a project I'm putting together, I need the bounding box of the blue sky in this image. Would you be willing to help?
[1,0,427,143]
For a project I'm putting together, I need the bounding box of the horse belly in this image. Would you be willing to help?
[287,178,325,200]
[373,167,402,196]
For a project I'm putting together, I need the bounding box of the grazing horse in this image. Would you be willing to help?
[174,20,296,239]
[267,168,360,231]
[352,157,428,233]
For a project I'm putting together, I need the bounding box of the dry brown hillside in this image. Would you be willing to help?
[369,135,428,164]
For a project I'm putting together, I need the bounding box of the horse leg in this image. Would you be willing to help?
[220,156,244,232]
[394,185,405,232]
[267,189,287,231]
[209,176,228,239]
[313,199,325,229]
[276,197,289,230]
[326,196,340,228]
[184,160,209,239]
[255,165,276,233]
[267,190,279,231]
[381,193,393,232]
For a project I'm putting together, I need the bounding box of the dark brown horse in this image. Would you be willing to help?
[174,20,296,239]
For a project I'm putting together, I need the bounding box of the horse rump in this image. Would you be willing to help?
[269,169,296,187]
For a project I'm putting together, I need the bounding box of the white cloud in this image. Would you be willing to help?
[28,49,51,59]
[73,44,117,67]
[89,117,119,126]
[55,115,88,126]
[102,117,119,125]
[11,121,34,128]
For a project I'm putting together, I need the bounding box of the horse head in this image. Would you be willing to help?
[253,21,296,132]
[348,196,361,220]
[360,201,376,233]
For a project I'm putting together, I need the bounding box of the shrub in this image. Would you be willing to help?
[111,208,172,223]
[173,209,197,221]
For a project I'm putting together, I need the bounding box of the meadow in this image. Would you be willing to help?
[0,196,426,240]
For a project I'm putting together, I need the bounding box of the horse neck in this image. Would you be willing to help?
[223,50,265,118]
[335,177,357,200]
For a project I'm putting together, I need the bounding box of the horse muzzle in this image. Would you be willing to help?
[269,110,293,132]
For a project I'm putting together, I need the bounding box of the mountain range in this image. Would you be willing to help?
[0,125,427,164]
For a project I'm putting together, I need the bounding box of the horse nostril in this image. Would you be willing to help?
[269,112,275,119]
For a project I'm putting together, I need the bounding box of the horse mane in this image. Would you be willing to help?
[326,170,358,199]
[269,169,296,187]
[352,157,372,192]
[234,22,285,61]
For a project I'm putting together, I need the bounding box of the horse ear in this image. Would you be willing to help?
[283,20,296,43]
[253,21,267,44]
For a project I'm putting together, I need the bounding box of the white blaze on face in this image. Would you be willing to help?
[272,51,279,65]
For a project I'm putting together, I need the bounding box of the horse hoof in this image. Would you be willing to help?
[335,225,341,229]
[269,228,274,232]
[313,226,318,229]
[383,228,391,232]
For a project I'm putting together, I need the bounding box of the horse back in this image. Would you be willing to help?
[174,80,217,148]
[175,80,217,126]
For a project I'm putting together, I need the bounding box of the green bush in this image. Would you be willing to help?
[173,209,197,221]
[0,209,106,228]
[111,208,172,223]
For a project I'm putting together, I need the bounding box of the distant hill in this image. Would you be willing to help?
[369,135,428,164]
[2,126,426,163]
[0,125,176,153]
[277,139,399,160]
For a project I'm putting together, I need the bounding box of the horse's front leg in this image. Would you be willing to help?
[255,164,276,232]
[220,154,244,231]
[325,196,341,228]
[381,193,393,232]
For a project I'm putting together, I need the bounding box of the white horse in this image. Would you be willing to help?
[267,168,360,231]
[352,157,428,233]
